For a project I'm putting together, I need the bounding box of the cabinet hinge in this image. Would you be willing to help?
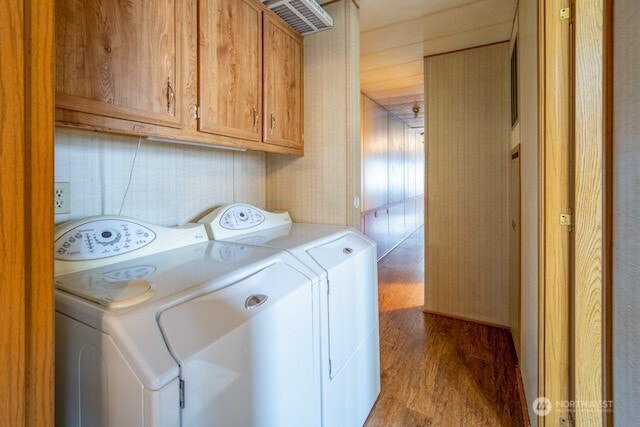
[560,7,571,20]
[327,280,330,295]
[179,379,185,409]
[329,359,332,376]
[560,415,574,426]
[193,105,201,120]
[560,210,573,231]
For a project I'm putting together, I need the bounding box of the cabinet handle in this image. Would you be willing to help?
[167,79,175,113]
[253,107,259,131]
[270,113,276,134]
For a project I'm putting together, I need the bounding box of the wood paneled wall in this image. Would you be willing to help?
[612,0,640,424]
[266,0,361,227]
[425,43,510,326]
[361,94,424,259]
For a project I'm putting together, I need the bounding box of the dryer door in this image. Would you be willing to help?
[307,232,378,378]
[158,261,318,427]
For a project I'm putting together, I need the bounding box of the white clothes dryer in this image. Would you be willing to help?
[198,204,381,427]
[54,215,321,427]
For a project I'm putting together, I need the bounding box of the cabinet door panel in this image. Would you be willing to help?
[263,15,303,149]
[56,0,182,128]
[199,0,262,141]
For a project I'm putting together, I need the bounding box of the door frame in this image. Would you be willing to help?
[538,0,572,424]
[510,144,522,357]
[0,0,55,424]
[538,0,610,425]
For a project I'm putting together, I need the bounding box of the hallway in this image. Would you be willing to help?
[365,228,525,426]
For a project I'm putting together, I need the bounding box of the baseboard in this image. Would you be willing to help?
[421,308,510,330]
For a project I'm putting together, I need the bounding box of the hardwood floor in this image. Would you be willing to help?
[365,228,525,426]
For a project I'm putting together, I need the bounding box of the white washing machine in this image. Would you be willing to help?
[54,215,322,427]
[197,204,381,427]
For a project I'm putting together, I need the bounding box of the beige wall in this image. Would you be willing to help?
[54,127,265,226]
[424,42,510,326]
[266,0,361,227]
[515,1,539,423]
[613,0,640,423]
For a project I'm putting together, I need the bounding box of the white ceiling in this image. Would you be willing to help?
[358,0,517,131]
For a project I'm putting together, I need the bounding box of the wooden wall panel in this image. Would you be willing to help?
[405,126,417,198]
[612,0,640,424]
[425,43,510,326]
[362,95,389,211]
[266,0,360,227]
[387,115,405,204]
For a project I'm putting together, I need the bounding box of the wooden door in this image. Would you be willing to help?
[199,0,262,141]
[1,0,55,424]
[55,0,183,128]
[263,14,303,149]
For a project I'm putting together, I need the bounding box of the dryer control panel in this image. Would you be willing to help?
[198,204,292,240]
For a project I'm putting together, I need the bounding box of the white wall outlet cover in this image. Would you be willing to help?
[54,182,71,214]
[353,195,360,210]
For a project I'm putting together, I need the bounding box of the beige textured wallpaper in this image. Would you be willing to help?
[613,0,640,423]
[55,127,266,227]
[425,42,510,326]
[266,0,360,227]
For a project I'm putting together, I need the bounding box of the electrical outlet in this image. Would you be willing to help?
[54,182,71,214]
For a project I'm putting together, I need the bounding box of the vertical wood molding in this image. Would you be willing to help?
[0,0,27,423]
[25,0,55,422]
[538,0,572,424]
[574,0,605,425]
[1,0,54,425]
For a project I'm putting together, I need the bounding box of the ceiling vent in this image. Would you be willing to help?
[262,0,333,35]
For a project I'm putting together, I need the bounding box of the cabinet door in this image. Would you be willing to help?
[56,0,182,128]
[199,0,262,141]
[263,15,303,149]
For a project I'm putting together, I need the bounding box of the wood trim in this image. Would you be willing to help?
[574,0,607,424]
[511,144,522,358]
[55,109,304,156]
[603,0,613,424]
[537,0,546,420]
[423,39,510,60]
[25,0,55,424]
[0,0,54,424]
[421,309,511,331]
[538,0,572,425]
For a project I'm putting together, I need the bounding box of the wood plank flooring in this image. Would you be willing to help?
[365,228,525,426]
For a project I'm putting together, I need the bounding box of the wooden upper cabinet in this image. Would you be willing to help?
[263,14,303,149]
[199,0,262,141]
[55,0,182,128]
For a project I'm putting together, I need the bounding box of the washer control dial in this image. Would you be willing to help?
[55,219,156,261]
